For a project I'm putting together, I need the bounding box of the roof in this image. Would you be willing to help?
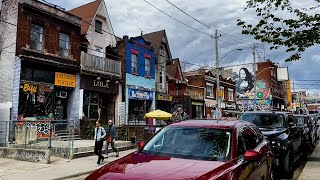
[142,30,172,58]
[170,120,251,129]
[68,0,102,35]
[166,58,186,82]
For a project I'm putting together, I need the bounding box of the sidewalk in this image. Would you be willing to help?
[0,149,136,180]
[299,143,320,180]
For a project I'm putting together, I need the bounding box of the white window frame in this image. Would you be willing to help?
[228,88,234,101]
[145,58,150,77]
[206,83,214,98]
[220,86,225,100]
[95,19,102,33]
[30,24,43,51]
[131,53,138,74]
[59,33,70,57]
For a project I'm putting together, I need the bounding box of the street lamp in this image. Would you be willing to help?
[216,48,243,110]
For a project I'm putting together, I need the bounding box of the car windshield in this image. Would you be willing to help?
[142,126,232,162]
[239,114,285,129]
[294,116,305,125]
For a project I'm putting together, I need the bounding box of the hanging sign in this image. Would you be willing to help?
[54,72,76,88]
[129,89,153,101]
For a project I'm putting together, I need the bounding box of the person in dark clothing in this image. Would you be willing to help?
[105,120,119,158]
[94,120,106,165]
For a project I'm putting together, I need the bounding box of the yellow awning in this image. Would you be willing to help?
[145,109,172,120]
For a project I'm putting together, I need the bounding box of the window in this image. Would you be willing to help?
[59,33,70,57]
[243,128,259,150]
[95,20,102,33]
[159,66,164,89]
[237,131,246,157]
[228,88,234,101]
[145,58,150,76]
[30,24,43,50]
[142,126,232,161]
[131,53,138,74]
[220,86,225,100]
[206,83,214,97]
[160,46,164,55]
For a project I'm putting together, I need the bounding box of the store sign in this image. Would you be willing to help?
[129,89,153,100]
[93,80,109,88]
[157,94,172,101]
[23,84,38,94]
[54,72,76,88]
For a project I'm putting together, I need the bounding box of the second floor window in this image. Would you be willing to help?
[145,58,150,77]
[228,89,234,101]
[30,24,43,50]
[159,66,164,89]
[220,86,225,100]
[95,20,102,33]
[59,33,70,57]
[206,83,213,97]
[131,53,138,74]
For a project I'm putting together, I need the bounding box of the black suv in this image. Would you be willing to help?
[238,111,302,179]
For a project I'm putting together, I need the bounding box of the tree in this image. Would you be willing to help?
[237,0,320,62]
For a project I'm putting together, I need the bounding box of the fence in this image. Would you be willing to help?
[0,120,75,160]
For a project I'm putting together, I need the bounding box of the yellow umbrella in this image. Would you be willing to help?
[145,109,172,120]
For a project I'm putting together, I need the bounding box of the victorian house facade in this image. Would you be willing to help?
[69,0,122,132]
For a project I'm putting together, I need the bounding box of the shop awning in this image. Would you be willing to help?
[145,110,172,120]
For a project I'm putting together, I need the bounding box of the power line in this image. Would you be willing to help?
[142,0,212,37]
[163,0,252,44]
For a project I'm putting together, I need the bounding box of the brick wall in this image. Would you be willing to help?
[11,57,21,121]
[16,4,81,64]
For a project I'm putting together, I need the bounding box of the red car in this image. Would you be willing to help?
[86,120,273,180]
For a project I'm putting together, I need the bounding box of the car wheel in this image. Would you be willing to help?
[282,149,293,179]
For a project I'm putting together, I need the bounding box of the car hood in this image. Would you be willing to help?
[86,152,233,180]
[260,128,287,140]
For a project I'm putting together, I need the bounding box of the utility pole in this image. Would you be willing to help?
[214,29,221,110]
[253,43,257,111]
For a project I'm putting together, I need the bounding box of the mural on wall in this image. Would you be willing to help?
[231,65,255,99]
[170,99,190,121]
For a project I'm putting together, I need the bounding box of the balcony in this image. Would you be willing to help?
[81,52,121,77]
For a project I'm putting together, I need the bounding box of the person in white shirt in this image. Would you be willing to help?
[94,120,106,165]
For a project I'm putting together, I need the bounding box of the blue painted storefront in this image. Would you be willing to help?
[124,37,156,125]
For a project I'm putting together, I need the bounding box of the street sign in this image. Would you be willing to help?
[219,90,223,97]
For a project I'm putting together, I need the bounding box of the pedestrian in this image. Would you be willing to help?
[105,120,119,158]
[94,119,105,165]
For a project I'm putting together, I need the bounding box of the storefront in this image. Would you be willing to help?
[191,101,204,119]
[156,93,172,112]
[80,75,119,124]
[127,88,155,125]
[205,99,217,118]
[18,64,77,121]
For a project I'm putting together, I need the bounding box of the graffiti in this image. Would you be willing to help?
[18,122,55,135]
[171,102,189,122]
[238,67,255,97]
[237,99,271,112]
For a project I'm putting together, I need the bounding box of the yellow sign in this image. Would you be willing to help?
[157,94,172,101]
[219,90,223,97]
[296,102,301,107]
[23,84,38,94]
[54,72,76,88]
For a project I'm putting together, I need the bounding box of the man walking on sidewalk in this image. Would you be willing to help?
[94,120,106,165]
[105,120,119,158]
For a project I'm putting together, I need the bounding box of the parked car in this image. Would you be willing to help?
[293,114,315,152]
[309,114,320,141]
[238,111,302,179]
[86,120,273,180]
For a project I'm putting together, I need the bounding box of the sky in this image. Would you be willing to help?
[46,0,320,95]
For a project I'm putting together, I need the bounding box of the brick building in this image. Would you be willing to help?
[256,60,286,110]
[0,0,82,127]
[184,69,236,118]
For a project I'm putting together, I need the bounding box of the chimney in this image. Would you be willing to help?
[123,35,129,40]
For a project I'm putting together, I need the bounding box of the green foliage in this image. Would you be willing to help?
[237,0,320,62]
[118,125,127,141]
[84,123,95,139]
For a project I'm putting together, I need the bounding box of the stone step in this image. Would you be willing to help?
[72,145,136,159]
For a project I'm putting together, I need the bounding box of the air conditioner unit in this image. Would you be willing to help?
[57,91,68,98]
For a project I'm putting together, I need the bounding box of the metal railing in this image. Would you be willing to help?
[0,120,75,159]
[81,51,121,77]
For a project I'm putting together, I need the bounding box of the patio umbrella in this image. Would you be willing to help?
[145,109,172,120]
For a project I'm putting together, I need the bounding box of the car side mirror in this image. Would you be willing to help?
[289,122,296,128]
[138,141,145,149]
[244,150,262,162]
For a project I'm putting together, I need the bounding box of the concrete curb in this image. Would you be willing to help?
[51,169,95,180]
